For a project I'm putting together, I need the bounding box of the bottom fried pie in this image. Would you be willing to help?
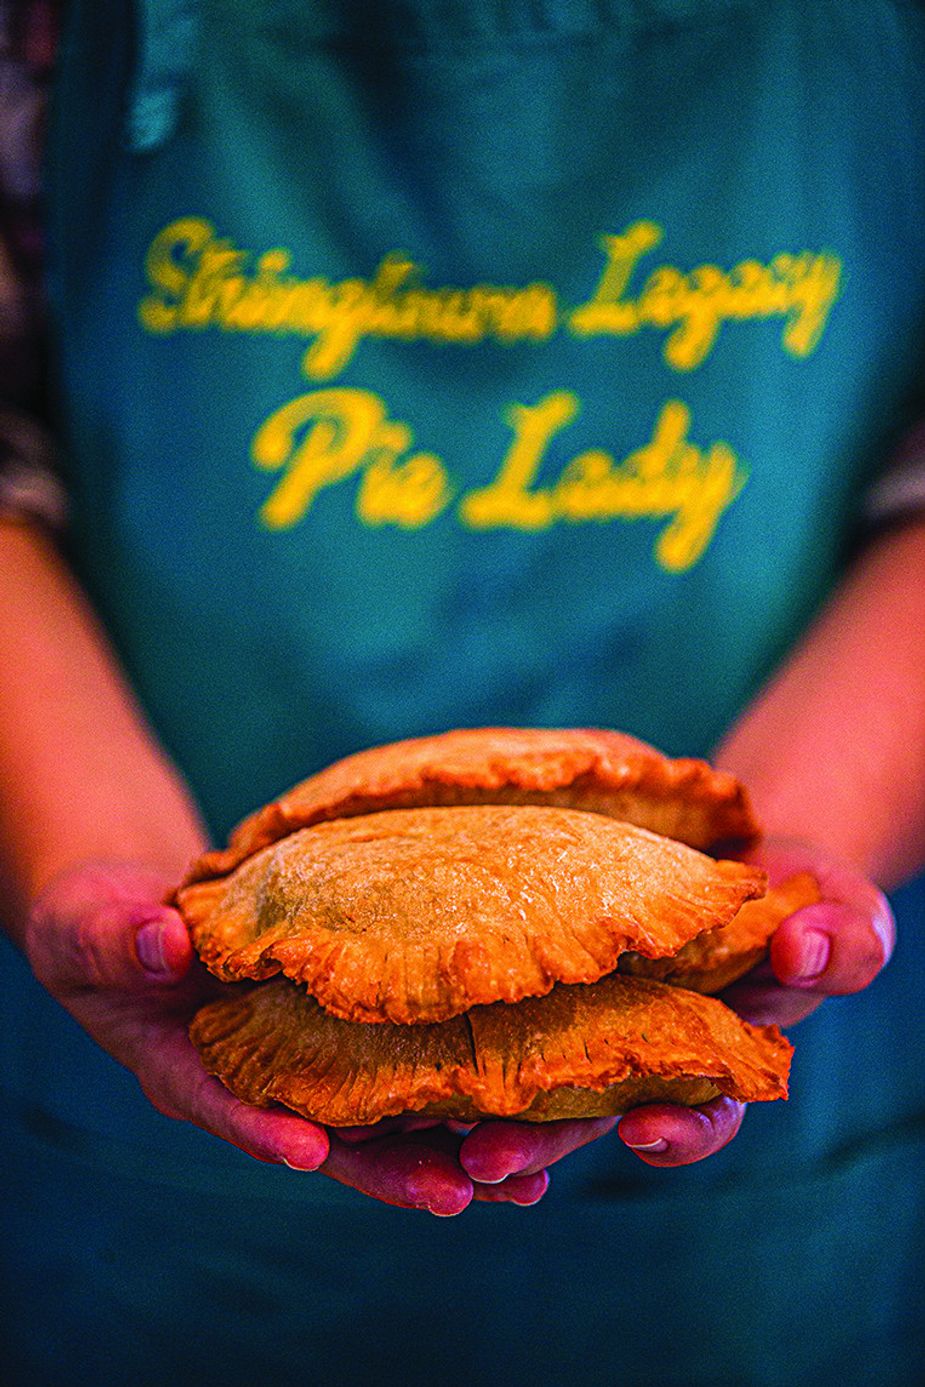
[190,972,792,1127]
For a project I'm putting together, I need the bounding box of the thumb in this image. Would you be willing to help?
[28,865,194,993]
[129,905,195,985]
[59,900,192,992]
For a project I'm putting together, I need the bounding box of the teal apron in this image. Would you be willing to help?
[2,0,925,1381]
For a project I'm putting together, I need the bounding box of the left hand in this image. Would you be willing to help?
[459,837,895,1180]
[718,836,895,1026]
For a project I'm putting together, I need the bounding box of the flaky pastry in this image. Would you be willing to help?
[180,726,759,889]
[620,872,822,993]
[189,972,792,1126]
[178,805,765,1023]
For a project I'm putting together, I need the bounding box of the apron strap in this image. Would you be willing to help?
[126,0,200,152]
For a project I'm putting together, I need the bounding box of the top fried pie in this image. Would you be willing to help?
[179,804,765,1024]
[180,726,758,888]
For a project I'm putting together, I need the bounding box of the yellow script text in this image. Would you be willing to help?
[570,220,842,369]
[254,386,746,571]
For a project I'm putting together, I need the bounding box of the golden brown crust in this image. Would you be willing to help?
[189,973,791,1126]
[620,872,822,993]
[178,805,766,1023]
[178,727,758,890]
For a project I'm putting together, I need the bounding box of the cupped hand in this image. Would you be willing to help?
[25,860,331,1169]
[613,836,894,1168]
[461,837,894,1178]
[718,837,895,1026]
[24,860,552,1214]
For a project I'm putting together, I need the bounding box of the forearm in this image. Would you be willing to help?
[0,520,206,939]
[715,518,925,890]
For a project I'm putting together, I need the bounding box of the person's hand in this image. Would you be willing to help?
[457,1114,618,1193]
[23,860,554,1214]
[719,837,895,1025]
[459,837,895,1180]
[611,836,895,1168]
[25,859,333,1166]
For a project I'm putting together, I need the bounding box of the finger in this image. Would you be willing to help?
[41,898,194,992]
[472,1170,550,1205]
[460,1116,617,1183]
[196,1090,331,1170]
[322,1128,473,1216]
[136,1026,329,1169]
[721,963,827,1026]
[618,1097,745,1167]
[28,862,197,993]
[769,901,891,995]
[333,1116,446,1144]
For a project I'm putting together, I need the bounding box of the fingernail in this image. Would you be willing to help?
[461,1157,513,1185]
[622,1137,668,1153]
[871,908,895,969]
[136,921,172,975]
[796,928,831,982]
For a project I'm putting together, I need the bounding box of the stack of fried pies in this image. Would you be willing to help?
[178,729,817,1126]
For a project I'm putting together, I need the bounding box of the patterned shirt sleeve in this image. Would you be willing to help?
[863,419,925,530]
[0,0,66,530]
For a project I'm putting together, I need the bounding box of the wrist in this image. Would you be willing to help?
[713,746,887,885]
[6,814,207,952]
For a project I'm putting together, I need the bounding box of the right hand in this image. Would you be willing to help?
[25,860,549,1214]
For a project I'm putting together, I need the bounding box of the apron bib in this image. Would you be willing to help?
[46,0,925,834]
[3,2,925,1382]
